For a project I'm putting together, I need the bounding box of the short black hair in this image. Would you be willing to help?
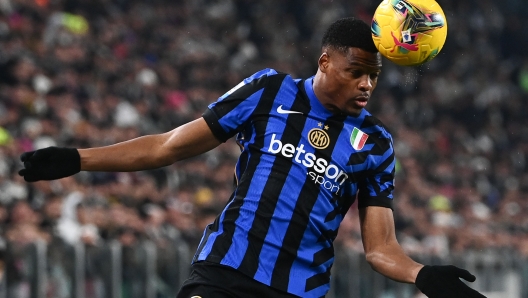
[321,17,378,53]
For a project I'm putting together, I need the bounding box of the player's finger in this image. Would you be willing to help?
[23,173,40,182]
[18,169,26,176]
[24,161,33,170]
[20,151,35,162]
[30,147,54,161]
[454,267,476,282]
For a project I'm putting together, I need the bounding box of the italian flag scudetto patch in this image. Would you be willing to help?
[350,127,369,150]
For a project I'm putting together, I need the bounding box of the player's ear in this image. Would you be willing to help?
[318,52,329,73]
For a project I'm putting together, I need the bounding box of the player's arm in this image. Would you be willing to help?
[20,69,278,182]
[359,206,487,298]
[19,117,221,182]
[80,117,220,171]
[359,205,422,283]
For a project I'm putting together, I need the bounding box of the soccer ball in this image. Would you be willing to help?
[371,0,448,66]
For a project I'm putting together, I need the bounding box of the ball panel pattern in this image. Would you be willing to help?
[371,0,447,66]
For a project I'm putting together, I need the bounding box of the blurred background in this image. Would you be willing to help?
[0,0,528,297]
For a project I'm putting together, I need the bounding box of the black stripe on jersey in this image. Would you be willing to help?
[202,75,270,142]
[317,229,338,243]
[270,113,346,291]
[234,148,249,186]
[324,193,356,223]
[311,246,333,268]
[203,109,231,142]
[360,115,391,135]
[379,171,395,189]
[357,196,393,209]
[205,74,287,263]
[237,79,311,277]
[345,169,367,184]
[368,132,392,155]
[234,128,253,186]
[193,190,236,263]
[374,150,395,175]
[355,180,394,209]
[324,209,340,223]
[305,266,332,293]
[348,151,370,165]
[306,246,334,295]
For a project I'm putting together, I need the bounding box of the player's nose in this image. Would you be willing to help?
[358,75,373,91]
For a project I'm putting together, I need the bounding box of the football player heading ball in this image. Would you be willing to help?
[20,17,483,298]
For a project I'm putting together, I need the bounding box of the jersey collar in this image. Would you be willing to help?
[304,77,335,118]
[304,77,366,119]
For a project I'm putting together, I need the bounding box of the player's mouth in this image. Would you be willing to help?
[353,95,369,107]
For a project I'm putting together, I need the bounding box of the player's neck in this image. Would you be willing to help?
[312,72,348,116]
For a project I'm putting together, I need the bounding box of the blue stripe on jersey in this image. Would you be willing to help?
[196,194,235,260]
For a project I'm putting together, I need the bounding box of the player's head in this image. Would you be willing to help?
[314,17,382,116]
[321,17,379,54]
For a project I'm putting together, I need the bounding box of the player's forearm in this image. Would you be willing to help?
[79,134,174,172]
[365,244,424,284]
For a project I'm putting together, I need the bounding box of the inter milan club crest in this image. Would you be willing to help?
[308,128,330,149]
[350,127,368,150]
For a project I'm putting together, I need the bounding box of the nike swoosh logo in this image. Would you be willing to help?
[277,105,303,115]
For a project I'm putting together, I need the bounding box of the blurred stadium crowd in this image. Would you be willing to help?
[1,0,528,294]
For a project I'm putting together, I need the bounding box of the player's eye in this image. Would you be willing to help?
[350,70,362,77]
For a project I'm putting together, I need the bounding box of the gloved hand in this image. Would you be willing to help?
[18,147,81,182]
[415,265,486,298]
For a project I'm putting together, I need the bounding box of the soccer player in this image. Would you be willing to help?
[19,18,485,298]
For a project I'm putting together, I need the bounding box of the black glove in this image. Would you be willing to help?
[18,147,81,182]
[416,265,486,298]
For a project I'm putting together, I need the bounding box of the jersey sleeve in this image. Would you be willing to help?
[357,131,395,210]
[202,68,278,142]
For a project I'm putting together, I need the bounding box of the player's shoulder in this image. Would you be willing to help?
[220,69,290,99]
[360,110,393,139]
[242,68,298,92]
[246,68,289,81]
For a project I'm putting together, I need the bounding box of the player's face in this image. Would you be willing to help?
[317,47,382,116]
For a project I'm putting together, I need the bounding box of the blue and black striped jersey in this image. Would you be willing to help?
[196,68,395,297]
